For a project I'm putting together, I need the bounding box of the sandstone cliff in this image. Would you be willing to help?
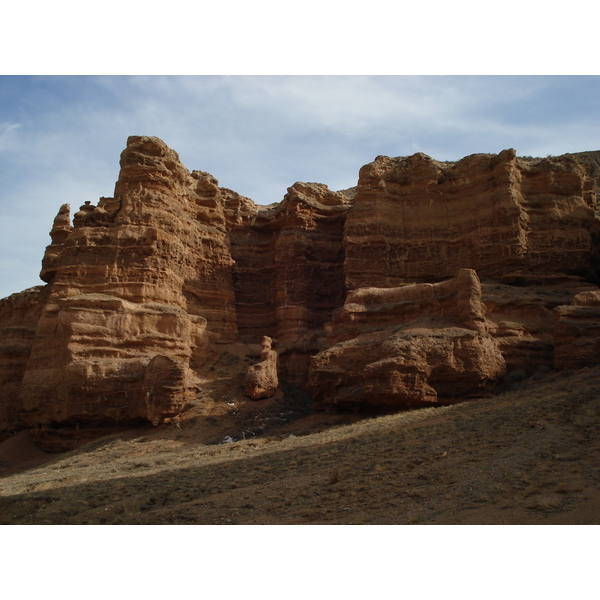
[0,287,47,435]
[308,270,506,411]
[344,150,598,290]
[224,182,349,383]
[554,290,600,370]
[20,136,234,449]
[1,137,599,450]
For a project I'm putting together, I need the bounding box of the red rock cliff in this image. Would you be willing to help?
[308,269,506,411]
[344,150,598,289]
[21,136,237,449]
[225,182,350,383]
[1,138,599,450]
[0,287,47,439]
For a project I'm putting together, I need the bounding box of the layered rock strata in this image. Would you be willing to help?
[21,294,208,450]
[40,137,238,339]
[480,281,597,375]
[308,270,506,411]
[554,290,600,370]
[225,182,350,383]
[1,138,599,449]
[21,136,231,448]
[344,150,598,290]
[0,287,47,439]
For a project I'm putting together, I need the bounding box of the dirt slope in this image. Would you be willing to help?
[0,366,598,525]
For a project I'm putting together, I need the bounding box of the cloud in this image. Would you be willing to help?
[0,75,599,298]
[0,122,22,151]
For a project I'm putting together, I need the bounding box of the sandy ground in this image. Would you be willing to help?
[0,362,598,525]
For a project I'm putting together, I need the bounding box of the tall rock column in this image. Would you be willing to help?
[20,136,238,450]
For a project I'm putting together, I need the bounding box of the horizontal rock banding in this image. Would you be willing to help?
[1,139,599,449]
[343,150,598,289]
[308,270,506,410]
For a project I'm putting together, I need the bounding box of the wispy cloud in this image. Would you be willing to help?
[0,122,22,151]
[0,75,599,298]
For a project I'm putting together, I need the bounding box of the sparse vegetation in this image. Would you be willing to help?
[328,468,340,485]
[0,365,599,525]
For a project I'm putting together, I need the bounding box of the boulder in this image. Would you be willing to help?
[243,336,279,400]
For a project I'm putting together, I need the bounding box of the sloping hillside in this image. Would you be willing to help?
[1,365,598,525]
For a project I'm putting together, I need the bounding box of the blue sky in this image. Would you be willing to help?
[0,2,597,585]
[1,75,599,299]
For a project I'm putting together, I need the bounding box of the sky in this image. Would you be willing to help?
[1,74,599,299]
[1,4,598,590]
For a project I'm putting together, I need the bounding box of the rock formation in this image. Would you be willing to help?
[0,287,47,435]
[224,181,349,383]
[344,150,598,290]
[17,136,230,448]
[1,137,599,450]
[307,270,506,411]
[243,336,279,400]
[554,290,600,370]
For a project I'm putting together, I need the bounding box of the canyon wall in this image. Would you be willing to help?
[225,182,349,383]
[17,136,233,448]
[343,149,598,290]
[1,137,599,449]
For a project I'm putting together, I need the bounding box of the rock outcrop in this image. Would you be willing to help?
[344,150,598,290]
[40,137,238,339]
[1,137,599,450]
[243,336,279,400]
[307,270,506,411]
[18,136,231,449]
[480,281,594,375]
[225,182,349,383]
[554,290,600,370]
[21,294,207,450]
[0,287,47,439]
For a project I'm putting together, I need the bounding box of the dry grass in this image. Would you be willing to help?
[0,365,599,525]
